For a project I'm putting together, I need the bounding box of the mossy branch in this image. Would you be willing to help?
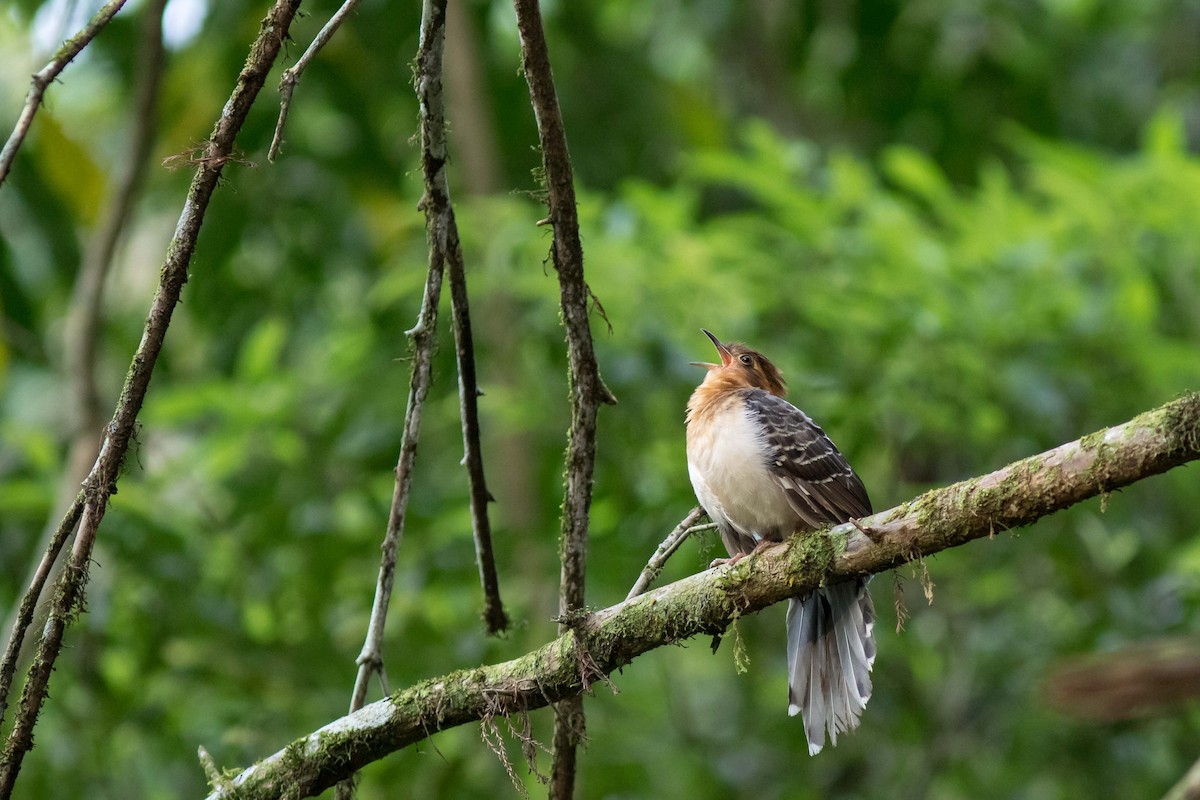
[0,1,303,795]
[202,393,1200,800]
[512,0,616,793]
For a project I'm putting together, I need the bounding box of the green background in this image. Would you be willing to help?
[1,0,1199,797]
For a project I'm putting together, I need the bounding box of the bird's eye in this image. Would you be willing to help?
[739,354,753,366]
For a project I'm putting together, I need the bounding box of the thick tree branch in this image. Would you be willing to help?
[202,393,1200,800]
[511,1,617,796]
[0,1,303,795]
[0,0,129,188]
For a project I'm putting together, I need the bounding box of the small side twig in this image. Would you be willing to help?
[0,0,129,188]
[197,746,230,793]
[268,0,364,161]
[0,1,303,795]
[422,0,509,636]
[625,507,709,600]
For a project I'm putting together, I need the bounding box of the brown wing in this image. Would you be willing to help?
[741,389,872,530]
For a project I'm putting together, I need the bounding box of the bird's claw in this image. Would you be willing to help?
[709,551,749,569]
[710,541,775,569]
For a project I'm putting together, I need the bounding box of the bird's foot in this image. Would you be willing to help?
[710,540,774,569]
[709,551,749,569]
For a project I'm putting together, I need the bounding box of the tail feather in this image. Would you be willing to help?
[786,580,875,756]
[831,609,857,739]
[796,593,825,753]
[844,586,876,697]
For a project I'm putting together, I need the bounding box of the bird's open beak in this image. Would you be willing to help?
[689,328,732,370]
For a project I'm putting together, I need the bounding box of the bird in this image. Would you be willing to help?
[685,329,876,756]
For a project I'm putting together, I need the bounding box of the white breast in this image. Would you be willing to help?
[686,403,798,545]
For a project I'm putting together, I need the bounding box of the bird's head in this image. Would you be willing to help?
[691,329,787,397]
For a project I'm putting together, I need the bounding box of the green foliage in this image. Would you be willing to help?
[503,0,1200,186]
[1,2,1199,798]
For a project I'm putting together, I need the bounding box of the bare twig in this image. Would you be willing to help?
[0,0,129,188]
[402,0,510,638]
[448,218,509,634]
[332,2,455,797]
[338,143,443,726]
[268,0,364,161]
[0,1,304,795]
[512,0,617,796]
[625,507,709,600]
[330,193,443,800]
[203,393,1200,799]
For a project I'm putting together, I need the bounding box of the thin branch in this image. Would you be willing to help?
[331,2,453,796]
[625,507,708,601]
[0,496,83,727]
[0,0,167,733]
[268,0,364,162]
[512,0,616,796]
[0,1,304,795]
[404,0,509,636]
[339,191,443,726]
[202,393,1200,800]
[0,0,170,707]
[448,212,508,635]
[0,0,129,188]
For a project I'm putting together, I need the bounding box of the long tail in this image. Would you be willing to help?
[785,579,875,756]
